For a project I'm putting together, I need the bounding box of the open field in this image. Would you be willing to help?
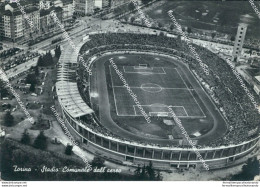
[110,65,205,117]
[145,0,260,39]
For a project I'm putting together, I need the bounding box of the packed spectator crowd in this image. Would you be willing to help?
[75,32,259,148]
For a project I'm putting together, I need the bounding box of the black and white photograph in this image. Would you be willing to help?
[0,0,259,185]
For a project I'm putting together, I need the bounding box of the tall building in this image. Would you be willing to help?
[62,0,74,22]
[0,11,4,41]
[99,0,128,10]
[232,23,248,62]
[2,3,40,42]
[53,0,74,22]
[39,0,51,10]
[73,0,94,16]
[39,6,63,37]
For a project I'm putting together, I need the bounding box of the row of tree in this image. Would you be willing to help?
[231,157,259,181]
[1,137,163,181]
[0,79,9,99]
[21,130,47,150]
[134,162,162,180]
[18,130,162,181]
[3,111,14,127]
[24,45,61,92]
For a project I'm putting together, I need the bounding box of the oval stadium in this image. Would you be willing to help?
[55,32,260,170]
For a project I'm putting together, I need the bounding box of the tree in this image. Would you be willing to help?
[146,161,156,180]
[65,144,73,155]
[249,49,253,56]
[170,24,175,30]
[159,31,165,36]
[37,56,43,66]
[0,80,8,99]
[114,7,123,15]
[128,2,135,11]
[134,165,142,180]
[156,171,162,181]
[187,27,192,33]
[39,51,54,66]
[123,16,128,22]
[29,83,35,92]
[158,22,163,28]
[45,51,54,65]
[4,111,14,127]
[6,104,11,109]
[211,33,216,39]
[26,73,37,85]
[55,45,61,59]
[130,16,135,23]
[134,162,162,181]
[231,157,259,181]
[231,35,236,42]
[91,156,105,168]
[21,129,31,145]
[140,165,147,180]
[33,131,47,150]
[34,65,39,76]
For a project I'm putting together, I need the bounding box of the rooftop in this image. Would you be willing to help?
[56,45,94,118]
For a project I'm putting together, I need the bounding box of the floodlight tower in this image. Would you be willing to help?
[231,23,248,62]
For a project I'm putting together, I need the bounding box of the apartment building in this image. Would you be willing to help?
[2,3,40,42]
[100,0,128,9]
[0,12,4,41]
[73,0,94,16]
[53,0,74,22]
[0,0,74,42]
[39,6,63,36]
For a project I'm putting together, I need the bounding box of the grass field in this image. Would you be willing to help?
[109,65,205,117]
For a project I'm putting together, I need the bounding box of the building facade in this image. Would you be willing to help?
[62,1,74,22]
[100,0,129,9]
[2,4,40,42]
[101,0,110,9]
[232,23,248,62]
[39,6,63,37]
[0,1,73,43]
[73,0,94,16]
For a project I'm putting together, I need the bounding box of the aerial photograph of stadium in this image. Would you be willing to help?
[0,0,259,185]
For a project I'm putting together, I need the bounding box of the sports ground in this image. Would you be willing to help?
[110,65,205,118]
[90,52,227,145]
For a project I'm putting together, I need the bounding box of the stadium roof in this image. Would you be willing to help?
[56,81,93,118]
[56,46,93,118]
[255,76,260,84]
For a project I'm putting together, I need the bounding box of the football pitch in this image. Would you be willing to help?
[109,64,206,118]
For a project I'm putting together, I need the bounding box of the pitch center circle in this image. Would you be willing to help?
[140,83,163,93]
